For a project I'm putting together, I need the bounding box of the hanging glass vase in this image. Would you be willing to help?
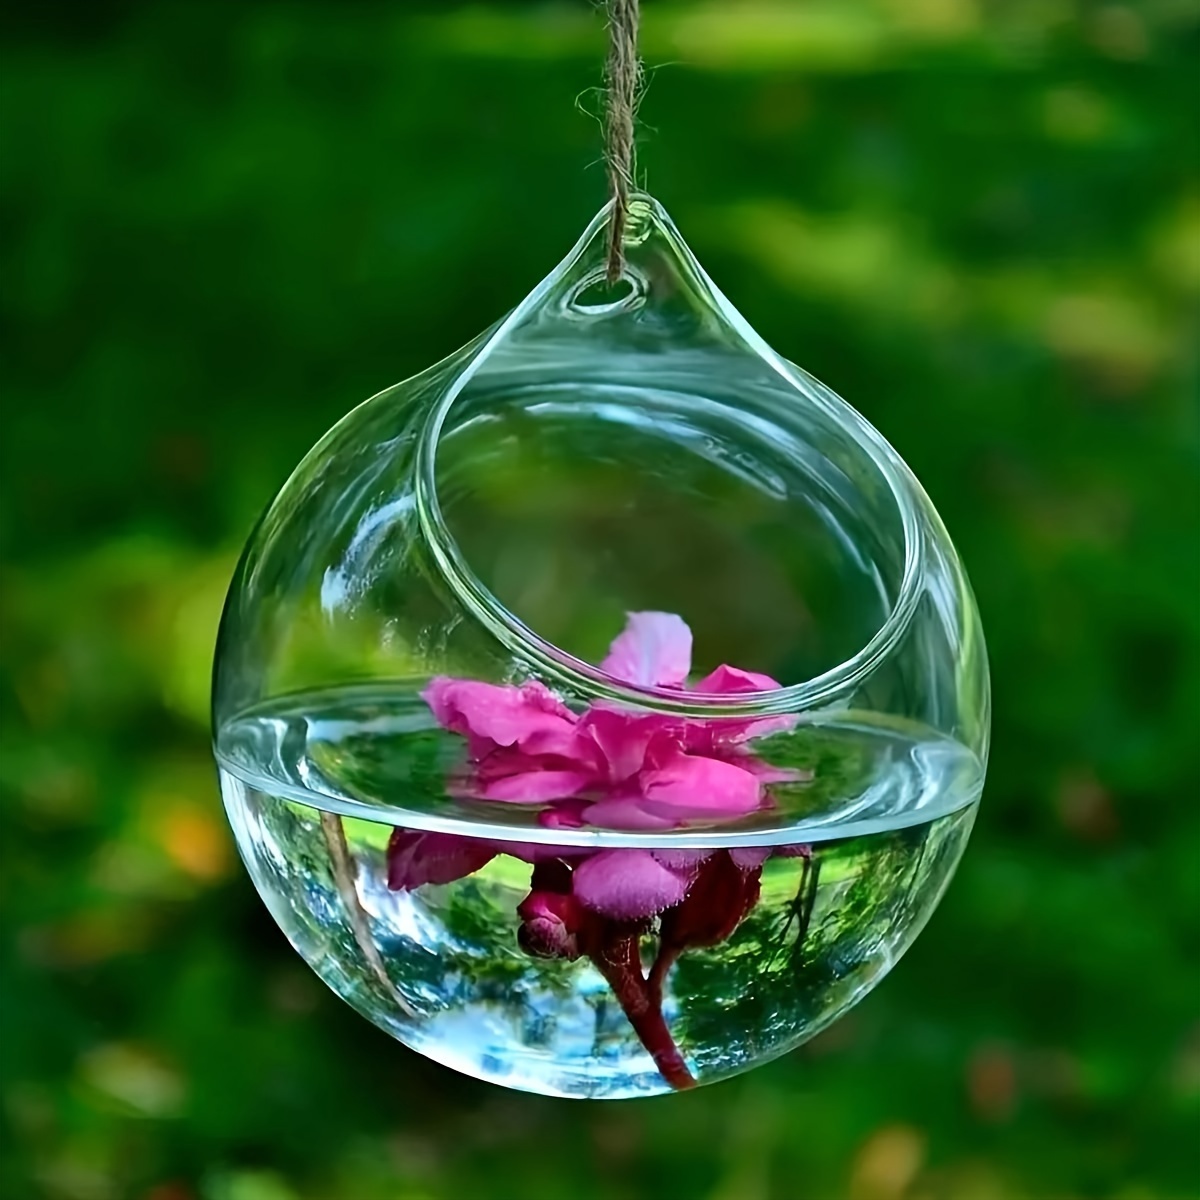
[212,194,989,1099]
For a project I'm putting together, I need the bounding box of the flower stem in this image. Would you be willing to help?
[647,943,681,1004]
[591,936,695,1090]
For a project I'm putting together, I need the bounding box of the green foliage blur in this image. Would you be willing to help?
[2,1,1197,1197]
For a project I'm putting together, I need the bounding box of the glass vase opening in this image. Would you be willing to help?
[423,328,920,704]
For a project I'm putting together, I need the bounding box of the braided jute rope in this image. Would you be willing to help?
[603,0,642,284]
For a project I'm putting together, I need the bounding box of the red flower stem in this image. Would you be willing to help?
[592,949,696,1091]
[647,943,681,1004]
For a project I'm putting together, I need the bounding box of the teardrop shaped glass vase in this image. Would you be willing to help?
[213,193,989,1099]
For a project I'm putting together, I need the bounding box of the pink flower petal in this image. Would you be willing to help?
[519,724,596,760]
[422,678,577,755]
[481,769,594,803]
[639,751,765,820]
[497,840,590,864]
[678,712,797,754]
[729,846,771,870]
[582,797,680,831]
[693,664,782,694]
[600,612,693,687]
[732,756,812,785]
[474,745,596,784]
[387,830,496,890]
[651,848,713,872]
[572,848,694,920]
[538,799,588,830]
[578,706,680,783]
[775,843,813,858]
[686,666,798,746]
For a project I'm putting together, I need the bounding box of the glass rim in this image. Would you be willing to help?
[415,194,925,717]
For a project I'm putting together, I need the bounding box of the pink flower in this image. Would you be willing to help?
[384,612,817,1092]
[391,611,813,909]
[504,841,805,1093]
[418,611,805,828]
[422,678,581,761]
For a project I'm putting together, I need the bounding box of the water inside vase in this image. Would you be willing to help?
[216,687,980,1098]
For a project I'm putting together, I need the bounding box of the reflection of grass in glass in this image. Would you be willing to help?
[341,815,392,853]
[755,723,873,818]
[310,725,456,811]
[476,854,537,890]
[671,820,937,1072]
[440,878,579,1002]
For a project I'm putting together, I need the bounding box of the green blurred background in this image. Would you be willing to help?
[2,2,1198,1197]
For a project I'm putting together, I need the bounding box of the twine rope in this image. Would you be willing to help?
[603,0,642,284]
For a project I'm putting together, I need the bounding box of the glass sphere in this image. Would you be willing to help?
[213,195,989,1099]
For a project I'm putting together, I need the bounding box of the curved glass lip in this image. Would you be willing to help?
[214,729,983,851]
[415,192,925,718]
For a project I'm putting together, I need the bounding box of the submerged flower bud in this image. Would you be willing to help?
[517,890,584,959]
[659,851,762,950]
